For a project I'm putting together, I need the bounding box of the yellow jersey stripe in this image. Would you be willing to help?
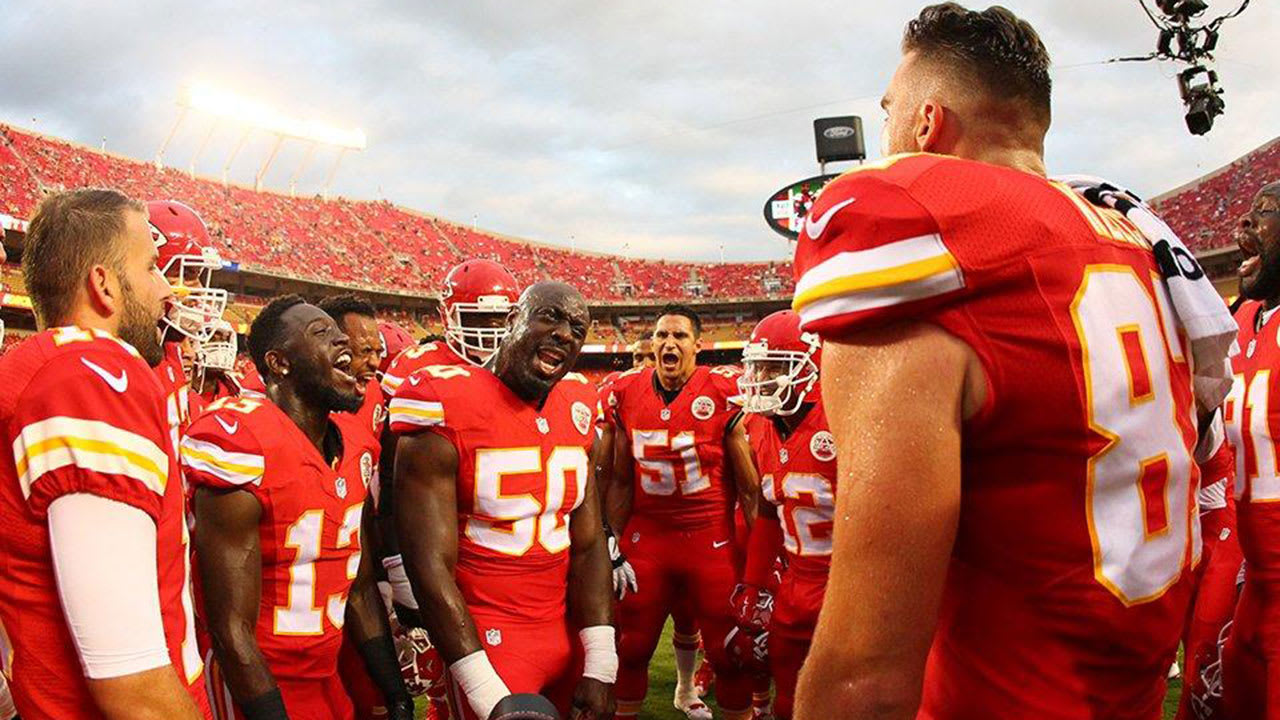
[793,253,958,310]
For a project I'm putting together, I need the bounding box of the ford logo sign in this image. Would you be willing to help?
[823,126,856,139]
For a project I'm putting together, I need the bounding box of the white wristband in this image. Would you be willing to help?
[580,625,618,684]
[380,554,419,610]
[451,649,511,719]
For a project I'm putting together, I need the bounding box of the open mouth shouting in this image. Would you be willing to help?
[659,348,681,372]
[1239,227,1262,282]
[534,344,568,378]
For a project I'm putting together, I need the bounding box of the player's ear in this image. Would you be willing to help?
[915,99,945,152]
[264,348,290,381]
[505,307,520,331]
[86,263,118,318]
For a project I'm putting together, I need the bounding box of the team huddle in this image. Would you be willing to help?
[2,3,1280,720]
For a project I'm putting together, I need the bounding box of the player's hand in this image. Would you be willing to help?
[606,530,639,600]
[569,677,615,720]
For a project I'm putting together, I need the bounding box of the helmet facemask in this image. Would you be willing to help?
[444,295,511,366]
[739,340,819,417]
[157,242,227,343]
[194,322,237,387]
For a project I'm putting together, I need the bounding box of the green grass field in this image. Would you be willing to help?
[417,621,1186,718]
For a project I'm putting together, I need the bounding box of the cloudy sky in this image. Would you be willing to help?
[1,1,1276,262]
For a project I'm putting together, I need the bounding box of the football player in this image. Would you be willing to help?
[1222,181,1280,719]
[149,200,229,441]
[599,334,709,718]
[1180,440,1242,719]
[0,188,208,719]
[390,282,615,720]
[791,6,1231,719]
[315,294,403,720]
[601,303,761,720]
[631,338,656,369]
[734,310,831,720]
[183,296,411,720]
[318,295,387,438]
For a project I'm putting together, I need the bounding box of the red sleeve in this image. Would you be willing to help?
[179,410,267,499]
[790,162,968,338]
[743,503,785,588]
[387,372,463,452]
[12,351,171,520]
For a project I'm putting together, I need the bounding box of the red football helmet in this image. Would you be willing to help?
[378,321,415,374]
[439,259,519,365]
[148,200,227,342]
[739,310,820,416]
[393,625,444,698]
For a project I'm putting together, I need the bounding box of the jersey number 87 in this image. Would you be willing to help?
[1071,265,1196,606]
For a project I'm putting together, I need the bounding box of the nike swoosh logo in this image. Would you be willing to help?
[214,416,239,435]
[408,375,422,386]
[804,197,856,240]
[712,540,730,549]
[81,358,128,393]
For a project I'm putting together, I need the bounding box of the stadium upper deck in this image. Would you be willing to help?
[0,124,793,303]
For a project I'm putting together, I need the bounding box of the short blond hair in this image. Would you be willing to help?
[22,188,145,327]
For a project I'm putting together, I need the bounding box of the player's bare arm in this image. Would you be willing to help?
[724,417,761,527]
[603,424,636,532]
[86,666,203,720]
[193,487,282,710]
[393,430,484,663]
[347,499,415,719]
[566,437,617,720]
[794,322,982,720]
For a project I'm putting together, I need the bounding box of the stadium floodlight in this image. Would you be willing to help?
[183,83,366,150]
[155,82,366,197]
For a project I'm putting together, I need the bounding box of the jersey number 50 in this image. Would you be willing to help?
[1071,265,1195,606]
[468,447,588,556]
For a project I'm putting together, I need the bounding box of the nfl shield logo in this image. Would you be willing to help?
[335,476,348,499]
[660,408,671,421]
[485,628,502,647]
[536,417,550,434]
[780,448,789,464]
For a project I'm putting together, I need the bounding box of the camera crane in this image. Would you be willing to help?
[1108,0,1250,135]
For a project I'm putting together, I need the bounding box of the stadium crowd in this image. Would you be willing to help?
[0,125,792,303]
[4,4,1280,720]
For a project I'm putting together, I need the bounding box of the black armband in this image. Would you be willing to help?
[239,688,289,720]
[359,634,412,706]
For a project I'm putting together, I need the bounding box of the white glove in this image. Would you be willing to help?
[607,531,639,600]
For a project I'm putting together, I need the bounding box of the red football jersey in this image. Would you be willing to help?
[380,341,467,399]
[181,396,377,681]
[792,154,1202,718]
[155,340,198,447]
[746,399,837,580]
[240,365,267,399]
[352,378,387,439]
[0,328,206,718]
[388,365,597,623]
[1223,301,1280,577]
[604,365,743,535]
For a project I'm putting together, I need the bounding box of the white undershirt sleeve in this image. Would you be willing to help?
[47,493,172,680]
